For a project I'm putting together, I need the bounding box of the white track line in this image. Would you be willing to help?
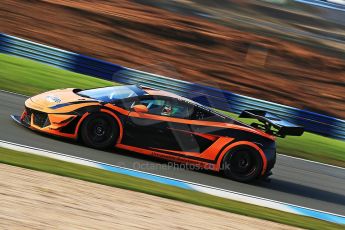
[279,154,345,170]
[0,139,344,225]
[0,89,28,97]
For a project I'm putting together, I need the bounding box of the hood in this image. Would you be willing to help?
[29,88,95,106]
[25,88,99,113]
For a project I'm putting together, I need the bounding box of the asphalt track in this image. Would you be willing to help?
[1,91,344,216]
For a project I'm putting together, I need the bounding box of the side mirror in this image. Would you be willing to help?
[133,104,148,113]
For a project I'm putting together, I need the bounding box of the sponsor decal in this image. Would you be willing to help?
[46,95,61,103]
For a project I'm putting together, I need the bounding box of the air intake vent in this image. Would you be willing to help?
[33,111,50,128]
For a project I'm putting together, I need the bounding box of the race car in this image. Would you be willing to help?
[11,85,304,182]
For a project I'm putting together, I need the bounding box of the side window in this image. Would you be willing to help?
[191,107,212,120]
[170,100,193,119]
[138,98,167,116]
[191,107,225,122]
[134,97,192,119]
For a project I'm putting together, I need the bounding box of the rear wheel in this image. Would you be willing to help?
[222,146,263,182]
[80,113,118,149]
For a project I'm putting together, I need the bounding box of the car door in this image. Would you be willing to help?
[123,96,178,150]
[164,100,211,153]
[122,96,220,154]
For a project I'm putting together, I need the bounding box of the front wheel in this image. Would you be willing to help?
[222,146,263,182]
[80,113,118,149]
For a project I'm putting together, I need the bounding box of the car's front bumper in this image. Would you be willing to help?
[11,107,81,139]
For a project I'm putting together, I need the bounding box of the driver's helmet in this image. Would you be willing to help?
[161,103,172,116]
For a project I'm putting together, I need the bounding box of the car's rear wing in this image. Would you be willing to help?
[239,110,304,138]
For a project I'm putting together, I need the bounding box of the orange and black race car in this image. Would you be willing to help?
[11,85,304,182]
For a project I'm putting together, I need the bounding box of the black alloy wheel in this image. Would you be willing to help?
[80,113,118,149]
[222,146,263,182]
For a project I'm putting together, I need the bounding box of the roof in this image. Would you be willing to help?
[145,89,184,99]
[143,88,212,110]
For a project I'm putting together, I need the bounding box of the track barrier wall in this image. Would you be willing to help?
[1,33,344,140]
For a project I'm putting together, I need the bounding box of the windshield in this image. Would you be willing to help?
[78,85,147,102]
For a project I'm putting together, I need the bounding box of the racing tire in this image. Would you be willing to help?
[222,146,263,182]
[80,113,119,149]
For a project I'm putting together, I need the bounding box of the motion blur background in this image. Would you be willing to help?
[1,2,345,228]
[1,0,344,118]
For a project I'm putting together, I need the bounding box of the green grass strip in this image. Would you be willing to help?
[0,147,343,230]
[0,53,344,167]
[0,53,115,95]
